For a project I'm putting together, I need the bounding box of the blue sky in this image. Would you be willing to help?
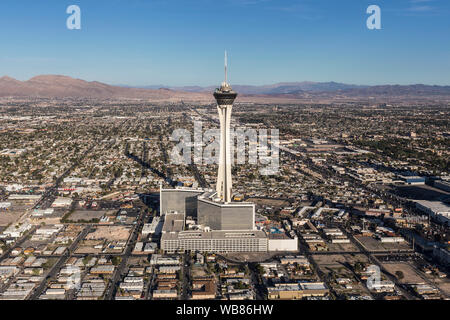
[0,0,449,86]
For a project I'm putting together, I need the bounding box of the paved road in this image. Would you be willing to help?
[341,227,416,300]
[248,263,266,300]
[144,272,156,300]
[104,207,146,300]
[28,225,92,300]
[0,226,37,262]
[180,253,191,300]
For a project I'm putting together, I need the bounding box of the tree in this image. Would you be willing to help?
[112,256,121,266]
[255,264,265,275]
[353,262,365,272]
[395,271,404,280]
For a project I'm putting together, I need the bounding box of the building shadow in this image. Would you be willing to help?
[125,149,178,188]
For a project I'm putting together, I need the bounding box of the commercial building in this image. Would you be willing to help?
[399,175,425,185]
[368,280,395,293]
[415,200,450,225]
[7,194,41,201]
[141,217,163,236]
[434,180,450,193]
[191,278,216,300]
[268,236,298,251]
[159,266,181,274]
[149,254,181,266]
[379,236,405,243]
[161,228,268,253]
[433,246,450,266]
[279,256,310,266]
[160,188,204,216]
[152,289,177,299]
[267,282,328,300]
[51,197,73,208]
[0,202,11,210]
[90,265,115,275]
[197,193,255,231]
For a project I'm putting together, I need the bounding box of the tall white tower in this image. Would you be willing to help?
[214,51,237,203]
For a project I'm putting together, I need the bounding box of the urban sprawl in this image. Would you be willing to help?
[0,96,448,301]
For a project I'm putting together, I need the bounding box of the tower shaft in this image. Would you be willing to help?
[216,104,233,203]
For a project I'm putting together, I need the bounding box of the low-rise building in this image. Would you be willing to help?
[267,282,329,300]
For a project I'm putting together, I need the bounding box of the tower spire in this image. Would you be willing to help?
[224,50,228,84]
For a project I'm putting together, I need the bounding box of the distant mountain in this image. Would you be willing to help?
[0,75,210,102]
[1,75,449,102]
[131,81,367,95]
[130,81,450,101]
[236,81,367,94]
[339,84,450,97]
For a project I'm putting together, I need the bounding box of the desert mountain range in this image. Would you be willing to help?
[1,75,449,103]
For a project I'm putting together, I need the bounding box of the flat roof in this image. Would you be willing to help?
[162,213,185,233]
[269,282,327,291]
[161,188,205,193]
[416,200,450,214]
[161,187,255,207]
[197,196,255,208]
[162,229,267,241]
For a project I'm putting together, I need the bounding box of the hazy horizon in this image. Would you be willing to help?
[1,74,449,88]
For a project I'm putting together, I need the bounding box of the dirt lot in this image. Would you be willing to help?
[74,246,102,254]
[74,239,104,254]
[32,216,63,225]
[86,226,131,241]
[69,210,109,222]
[327,242,360,252]
[127,256,149,266]
[0,210,24,226]
[382,262,425,284]
[312,254,370,277]
[312,254,373,297]
[191,266,209,278]
[383,262,450,299]
[434,279,450,298]
[0,201,36,226]
[354,236,412,252]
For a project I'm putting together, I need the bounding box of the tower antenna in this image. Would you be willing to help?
[224,50,228,84]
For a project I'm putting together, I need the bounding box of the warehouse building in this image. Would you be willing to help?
[415,200,450,225]
[267,282,328,300]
